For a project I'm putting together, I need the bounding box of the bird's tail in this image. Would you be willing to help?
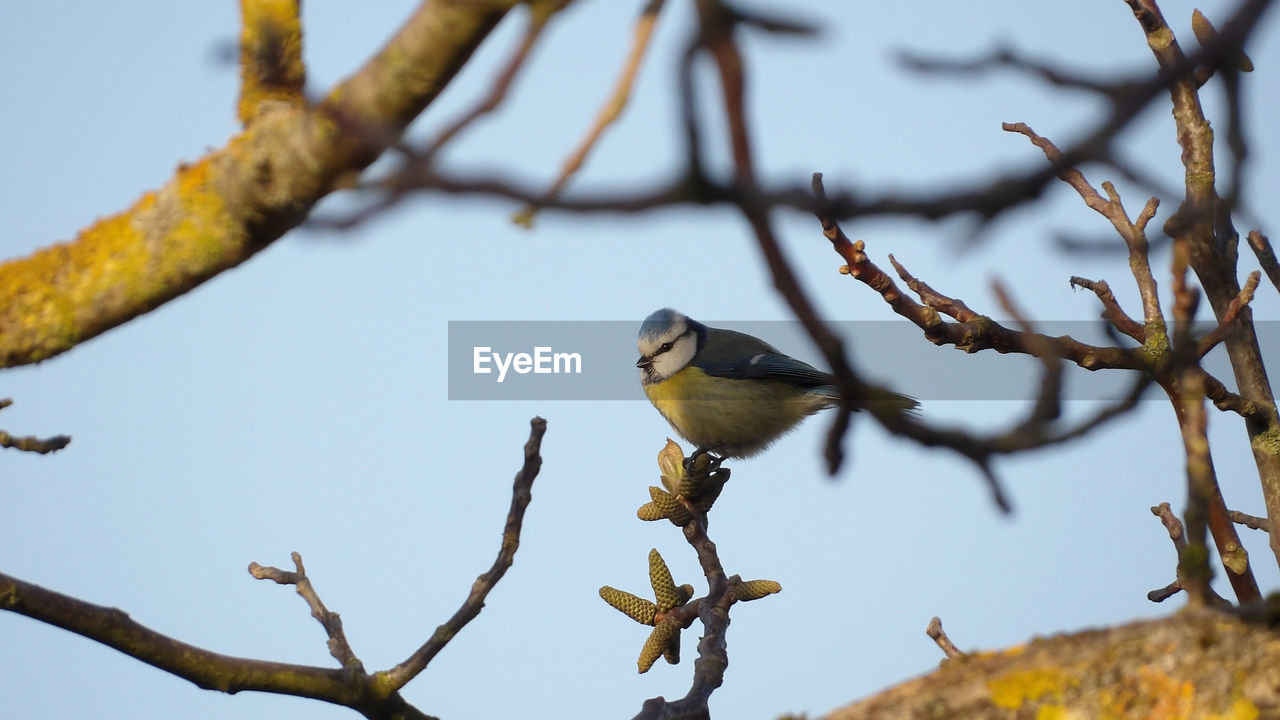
[814,385,919,415]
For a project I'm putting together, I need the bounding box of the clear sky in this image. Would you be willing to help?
[4,1,1280,718]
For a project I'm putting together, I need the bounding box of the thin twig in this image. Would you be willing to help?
[420,4,560,160]
[811,177,1160,511]
[890,256,978,322]
[1201,369,1260,417]
[0,398,71,454]
[1170,238,1215,608]
[925,617,967,660]
[1247,231,1280,294]
[1146,502,1232,609]
[1197,271,1260,358]
[1068,276,1145,342]
[249,552,363,670]
[381,417,546,690]
[0,429,72,454]
[515,0,668,225]
[1230,510,1269,531]
[1004,122,1165,328]
[992,280,1062,428]
[813,194,1148,372]
[1127,0,1280,574]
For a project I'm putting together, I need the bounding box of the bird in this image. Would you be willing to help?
[636,308,916,459]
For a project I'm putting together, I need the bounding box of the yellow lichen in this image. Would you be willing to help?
[988,668,1074,709]
[1036,705,1075,720]
[238,0,306,123]
[1208,698,1259,720]
[1250,426,1280,456]
[1099,665,1194,720]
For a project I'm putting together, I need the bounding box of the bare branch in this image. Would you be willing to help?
[812,189,1148,373]
[1068,276,1145,342]
[926,617,967,661]
[1127,0,1280,571]
[0,398,71,454]
[0,0,523,369]
[1246,231,1280,294]
[1,417,547,719]
[0,572,432,718]
[1004,122,1165,328]
[422,3,562,161]
[1200,369,1260,417]
[1197,271,1261,358]
[249,552,363,671]
[515,0,668,225]
[811,175,1161,511]
[381,417,547,690]
[1146,502,1231,609]
[1230,510,1269,532]
[900,45,1129,96]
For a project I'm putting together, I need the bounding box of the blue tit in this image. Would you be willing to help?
[637,308,914,459]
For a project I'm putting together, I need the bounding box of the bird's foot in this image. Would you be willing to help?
[687,445,726,472]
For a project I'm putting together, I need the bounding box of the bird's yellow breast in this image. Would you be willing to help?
[643,365,833,456]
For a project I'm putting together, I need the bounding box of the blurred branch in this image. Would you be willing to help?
[422,1,564,161]
[1146,502,1231,608]
[1246,231,1280,294]
[1201,368,1260,417]
[316,0,1272,236]
[0,398,71,454]
[827,611,1280,719]
[515,0,669,226]
[0,0,526,368]
[237,0,306,125]
[1168,237,1259,606]
[327,2,565,231]
[926,617,967,661]
[900,45,1142,98]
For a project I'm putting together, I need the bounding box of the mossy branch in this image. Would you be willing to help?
[0,0,524,368]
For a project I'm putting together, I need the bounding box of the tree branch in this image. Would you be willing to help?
[1125,0,1280,569]
[825,610,1280,719]
[0,571,388,711]
[249,551,364,671]
[1,417,547,719]
[926,617,967,661]
[381,416,546,690]
[0,0,525,368]
[0,398,71,454]
[237,0,306,124]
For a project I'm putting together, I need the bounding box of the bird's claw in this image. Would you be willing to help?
[686,445,726,472]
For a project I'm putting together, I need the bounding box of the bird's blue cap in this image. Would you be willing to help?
[639,308,684,341]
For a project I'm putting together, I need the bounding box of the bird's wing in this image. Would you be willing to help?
[697,351,834,388]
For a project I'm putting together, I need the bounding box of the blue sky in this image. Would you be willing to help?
[4,1,1280,718]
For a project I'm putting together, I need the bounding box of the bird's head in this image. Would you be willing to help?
[636,308,701,385]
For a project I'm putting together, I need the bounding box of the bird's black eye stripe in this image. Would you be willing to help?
[658,341,674,354]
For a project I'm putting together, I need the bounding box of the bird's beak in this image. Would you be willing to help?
[636,356,652,370]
